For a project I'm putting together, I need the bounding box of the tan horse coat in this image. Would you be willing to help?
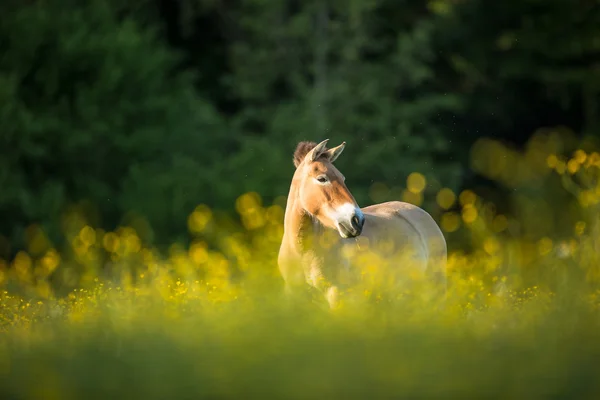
[277,139,447,308]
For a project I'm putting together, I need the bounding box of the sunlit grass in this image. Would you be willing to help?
[1,132,600,398]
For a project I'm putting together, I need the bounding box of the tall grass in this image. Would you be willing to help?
[1,131,600,399]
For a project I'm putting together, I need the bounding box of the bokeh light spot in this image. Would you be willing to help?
[103,233,120,253]
[188,205,212,233]
[436,188,456,210]
[402,190,423,206]
[407,173,427,194]
[461,205,478,224]
[459,190,477,207]
[441,212,460,232]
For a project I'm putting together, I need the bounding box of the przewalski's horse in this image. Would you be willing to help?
[277,139,447,309]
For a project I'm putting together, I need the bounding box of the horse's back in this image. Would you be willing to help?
[360,201,447,282]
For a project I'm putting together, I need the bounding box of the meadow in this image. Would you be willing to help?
[1,133,600,399]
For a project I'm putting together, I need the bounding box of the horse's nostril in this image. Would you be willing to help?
[351,215,361,230]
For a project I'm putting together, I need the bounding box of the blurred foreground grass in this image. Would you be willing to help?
[2,132,600,399]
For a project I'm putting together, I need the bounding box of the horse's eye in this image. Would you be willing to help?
[316,175,329,184]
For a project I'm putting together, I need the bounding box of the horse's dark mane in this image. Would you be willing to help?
[293,141,328,167]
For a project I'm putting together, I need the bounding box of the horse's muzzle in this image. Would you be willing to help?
[338,213,364,238]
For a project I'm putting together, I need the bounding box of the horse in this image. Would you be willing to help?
[277,139,448,309]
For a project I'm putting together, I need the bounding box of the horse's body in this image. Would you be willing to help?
[277,139,447,308]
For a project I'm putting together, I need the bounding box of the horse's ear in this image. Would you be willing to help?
[303,139,329,164]
[293,141,317,168]
[293,139,330,168]
[325,142,346,163]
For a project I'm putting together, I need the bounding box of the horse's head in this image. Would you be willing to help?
[292,139,365,239]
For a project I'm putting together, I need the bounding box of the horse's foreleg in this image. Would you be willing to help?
[306,264,342,310]
[325,286,341,309]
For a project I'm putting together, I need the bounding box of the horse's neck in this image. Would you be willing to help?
[282,197,329,257]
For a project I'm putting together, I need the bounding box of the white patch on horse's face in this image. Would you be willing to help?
[329,203,365,238]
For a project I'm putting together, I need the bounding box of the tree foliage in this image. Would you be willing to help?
[0,0,597,257]
[0,0,228,254]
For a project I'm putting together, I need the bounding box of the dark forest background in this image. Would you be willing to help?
[1,0,599,258]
